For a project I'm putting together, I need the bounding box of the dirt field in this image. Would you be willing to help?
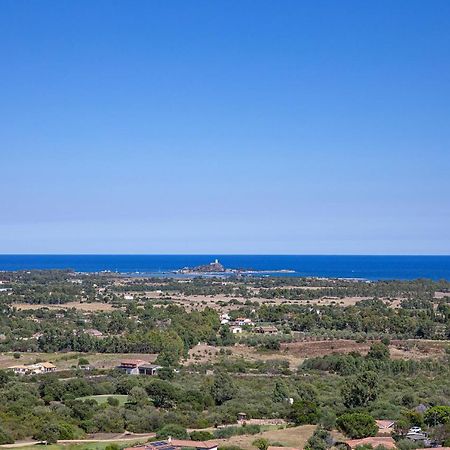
[186,343,304,368]
[168,294,378,313]
[216,425,316,450]
[15,302,118,312]
[281,339,449,360]
[0,352,157,370]
[186,338,449,369]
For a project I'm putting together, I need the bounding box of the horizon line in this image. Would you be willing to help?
[1,253,450,257]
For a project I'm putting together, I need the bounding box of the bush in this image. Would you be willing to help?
[156,424,189,439]
[214,425,261,439]
[395,439,420,450]
[58,422,78,440]
[304,427,331,450]
[252,438,269,450]
[218,447,244,450]
[337,412,377,439]
[289,400,320,425]
[107,396,120,407]
[424,406,450,426]
[0,428,14,445]
[367,342,390,360]
[190,431,214,441]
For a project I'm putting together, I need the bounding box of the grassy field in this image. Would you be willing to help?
[75,395,129,406]
[0,440,149,450]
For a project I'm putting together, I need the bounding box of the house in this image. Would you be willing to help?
[117,359,160,375]
[9,365,30,375]
[9,362,56,376]
[234,318,254,326]
[39,362,57,373]
[117,359,147,374]
[255,325,278,334]
[125,439,218,450]
[138,363,162,376]
[344,436,396,449]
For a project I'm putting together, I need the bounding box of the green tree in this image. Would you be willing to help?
[272,380,289,403]
[342,371,379,408]
[211,370,236,405]
[337,412,377,439]
[0,428,14,445]
[146,379,177,408]
[33,423,60,444]
[424,406,450,427]
[289,400,320,425]
[367,342,390,360]
[128,386,149,406]
[304,427,331,450]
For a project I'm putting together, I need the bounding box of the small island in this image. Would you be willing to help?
[176,259,294,275]
[177,259,226,274]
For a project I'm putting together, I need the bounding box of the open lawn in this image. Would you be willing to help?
[0,436,150,450]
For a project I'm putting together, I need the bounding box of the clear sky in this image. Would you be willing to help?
[1,0,449,254]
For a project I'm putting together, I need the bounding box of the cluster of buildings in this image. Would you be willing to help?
[220,314,278,335]
[8,361,56,376]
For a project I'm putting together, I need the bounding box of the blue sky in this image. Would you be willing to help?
[1,0,449,254]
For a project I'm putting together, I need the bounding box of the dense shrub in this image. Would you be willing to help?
[156,424,189,439]
[337,412,377,439]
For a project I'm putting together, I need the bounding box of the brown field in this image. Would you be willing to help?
[0,352,157,370]
[186,338,449,369]
[281,339,449,360]
[216,425,316,450]
[169,294,378,313]
[14,302,118,312]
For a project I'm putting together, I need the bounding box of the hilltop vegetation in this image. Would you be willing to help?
[0,271,449,448]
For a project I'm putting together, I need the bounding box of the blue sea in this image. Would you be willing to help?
[0,255,450,280]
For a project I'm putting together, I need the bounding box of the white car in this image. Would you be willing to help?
[408,426,422,434]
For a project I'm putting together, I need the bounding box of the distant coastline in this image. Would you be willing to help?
[0,255,450,280]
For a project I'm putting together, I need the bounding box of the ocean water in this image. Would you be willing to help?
[0,255,450,280]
